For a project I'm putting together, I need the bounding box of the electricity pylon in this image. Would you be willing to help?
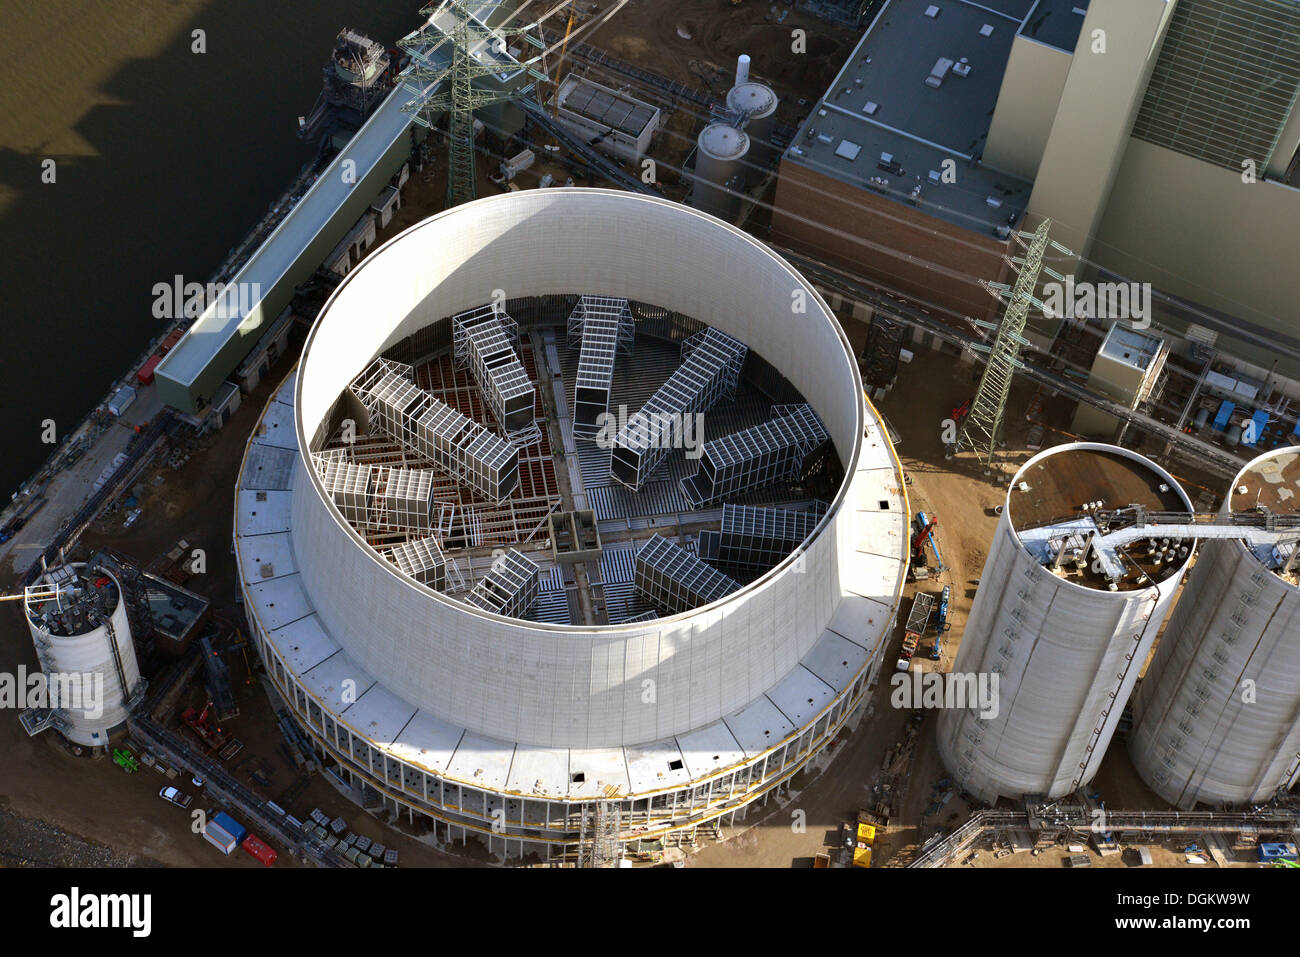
[398,0,628,209]
[952,219,1070,472]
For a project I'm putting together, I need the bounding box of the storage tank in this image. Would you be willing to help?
[726,80,778,176]
[693,124,750,222]
[1129,447,1300,808]
[937,443,1194,804]
[24,563,143,747]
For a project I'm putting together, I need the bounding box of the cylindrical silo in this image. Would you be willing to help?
[24,563,142,747]
[726,80,778,178]
[937,443,1194,804]
[693,123,749,222]
[1130,447,1300,808]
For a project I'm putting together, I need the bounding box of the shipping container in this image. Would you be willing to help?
[137,354,163,385]
[159,329,185,355]
[241,833,278,867]
[203,820,238,855]
[107,385,136,417]
[212,811,247,844]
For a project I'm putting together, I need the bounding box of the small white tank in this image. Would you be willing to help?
[24,563,143,747]
[693,124,750,222]
[726,81,779,179]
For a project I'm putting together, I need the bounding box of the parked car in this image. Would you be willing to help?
[191,775,205,789]
[159,786,192,809]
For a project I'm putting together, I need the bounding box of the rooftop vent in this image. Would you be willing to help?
[835,139,863,161]
[980,23,994,36]
[1072,6,1087,15]
[953,59,972,77]
[925,58,954,88]
[925,4,941,17]
[862,101,879,115]
[985,196,1003,208]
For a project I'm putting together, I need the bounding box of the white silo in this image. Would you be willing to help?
[693,123,750,222]
[726,80,778,179]
[937,443,1194,804]
[24,562,143,747]
[1130,447,1300,808]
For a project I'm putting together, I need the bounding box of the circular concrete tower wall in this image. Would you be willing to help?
[291,188,876,750]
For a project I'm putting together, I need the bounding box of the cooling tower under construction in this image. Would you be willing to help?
[937,443,1194,804]
[1130,447,1300,809]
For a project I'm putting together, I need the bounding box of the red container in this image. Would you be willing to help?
[241,833,277,867]
[159,329,185,355]
[137,354,163,385]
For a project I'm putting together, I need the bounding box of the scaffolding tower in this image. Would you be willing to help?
[464,549,540,618]
[859,313,907,392]
[452,304,539,443]
[634,534,740,615]
[679,404,828,508]
[567,295,635,441]
[611,328,747,491]
[953,219,1064,471]
[580,799,622,868]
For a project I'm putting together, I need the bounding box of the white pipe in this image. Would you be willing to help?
[736,54,750,86]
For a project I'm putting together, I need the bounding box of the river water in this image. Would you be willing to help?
[0,0,419,501]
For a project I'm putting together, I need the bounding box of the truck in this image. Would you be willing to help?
[241,833,278,867]
[203,810,248,856]
[931,585,951,659]
[897,591,935,670]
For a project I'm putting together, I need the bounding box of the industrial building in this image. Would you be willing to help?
[937,443,1194,804]
[20,562,147,747]
[234,189,909,859]
[551,75,660,164]
[1130,447,1300,809]
[773,0,1300,378]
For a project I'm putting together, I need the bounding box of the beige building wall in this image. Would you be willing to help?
[1026,0,1174,260]
[1093,138,1300,335]
[984,36,1074,182]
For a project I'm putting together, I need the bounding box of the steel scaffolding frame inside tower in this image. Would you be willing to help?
[383,535,449,590]
[634,534,740,615]
[567,295,635,441]
[373,466,437,531]
[452,304,537,437]
[313,453,375,525]
[464,548,540,618]
[679,404,829,508]
[611,328,747,491]
[351,358,519,502]
[714,503,821,570]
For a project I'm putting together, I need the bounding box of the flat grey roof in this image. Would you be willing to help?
[558,76,657,137]
[1019,0,1090,53]
[785,0,1033,232]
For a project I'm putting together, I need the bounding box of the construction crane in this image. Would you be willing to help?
[550,2,579,117]
[398,0,629,209]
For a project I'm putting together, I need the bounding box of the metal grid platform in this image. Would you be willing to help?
[679,404,829,508]
[567,296,635,441]
[452,305,537,436]
[634,534,740,615]
[464,549,541,618]
[611,328,747,491]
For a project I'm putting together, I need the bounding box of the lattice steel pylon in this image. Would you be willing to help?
[398,1,630,209]
[952,219,1066,472]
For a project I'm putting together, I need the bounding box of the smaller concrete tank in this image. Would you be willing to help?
[693,123,750,222]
